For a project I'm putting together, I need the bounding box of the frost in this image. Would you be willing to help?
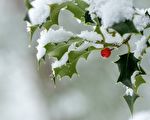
[78,31,102,42]
[134,36,147,58]
[36,28,74,60]
[87,0,134,28]
[125,87,134,96]
[101,26,123,44]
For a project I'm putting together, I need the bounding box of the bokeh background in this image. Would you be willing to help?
[0,0,150,120]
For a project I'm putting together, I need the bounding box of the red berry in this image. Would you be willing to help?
[101,48,111,58]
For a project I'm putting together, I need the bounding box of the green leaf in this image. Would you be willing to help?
[24,13,30,22]
[43,20,53,30]
[29,25,39,40]
[45,43,70,60]
[24,0,32,10]
[124,93,139,114]
[43,1,88,30]
[115,53,140,88]
[66,2,85,20]
[85,11,94,24]
[112,20,139,36]
[54,50,91,78]
[50,3,66,25]
[75,0,89,10]
[45,37,83,60]
[134,75,146,93]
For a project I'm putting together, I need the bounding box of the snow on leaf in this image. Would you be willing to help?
[54,49,92,78]
[134,36,147,59]
[78,31,102,42]
[52,41,103,79]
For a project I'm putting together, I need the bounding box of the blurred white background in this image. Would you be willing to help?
[0,0,150,120]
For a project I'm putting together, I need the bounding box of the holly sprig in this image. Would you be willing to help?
[24,0,150,114]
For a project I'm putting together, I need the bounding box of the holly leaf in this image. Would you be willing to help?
[54,50,91,78]
[134,75,146,93]
[24,13,30,22]
[85,11,94,24]
[50,3,67,25]
[24,0,32,10]
[112,20,139,36]
[75,0,89,10]
[29,25,39,40]
[124,93,139,114]
[53,46,97,78]
[115,53,140,88]
[43,20,53,30]
[43,1,87,30]
[45,43,70,60]
[45,37,83,60]
[66,2,85,21]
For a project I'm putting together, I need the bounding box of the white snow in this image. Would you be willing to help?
[36,44,46,61]
[134,36,147,58]
[28,0,72,25]
[38,28,73,45]
[52,52,69,68]
[78,31,102,42]
[36,28,74,60]
[101,26,123,44]
[31,0,71,7]
[28,5,50,25]
[26,22,32,32]
[87,0,134,28]
[125,87,134,96]
[133,11,150,31]
[31,0,51,7]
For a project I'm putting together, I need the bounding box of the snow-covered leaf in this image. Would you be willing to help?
[54,48,92,78]
[45,37,83,60]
